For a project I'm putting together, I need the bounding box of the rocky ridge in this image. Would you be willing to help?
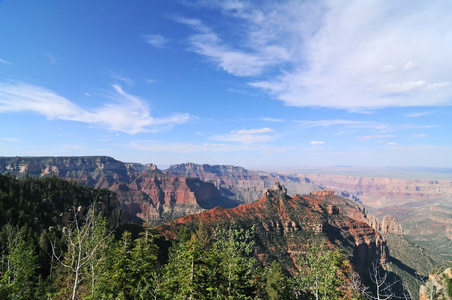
[159,183,388,275]
[0,156,229,224]
[164,163,322,204]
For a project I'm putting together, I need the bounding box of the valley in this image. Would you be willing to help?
[1,156,451,299]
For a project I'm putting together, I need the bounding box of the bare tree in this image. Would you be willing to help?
[364,261,400,300]
[49,205,112,300]
[347,271,369,299]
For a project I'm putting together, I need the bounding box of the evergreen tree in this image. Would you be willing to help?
[266,260,294,300]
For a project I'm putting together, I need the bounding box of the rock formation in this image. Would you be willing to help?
[158,185,389,275]
[164,163,322,204]
[365,215,404,235]
[0,157,227,224]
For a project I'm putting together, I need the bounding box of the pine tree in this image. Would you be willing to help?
[266,260,294,300]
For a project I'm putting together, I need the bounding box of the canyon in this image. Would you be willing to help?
[1,156,451,262]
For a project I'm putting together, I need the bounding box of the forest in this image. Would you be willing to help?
[0,173,449,299]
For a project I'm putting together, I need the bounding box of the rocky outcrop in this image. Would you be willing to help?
[158,185,389,275]
[366,215,404,235]
[310,190,334,198]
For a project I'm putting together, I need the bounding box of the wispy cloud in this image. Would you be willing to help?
[0,58,12,65]
[209,127,277,144]
[126,140,293,153]
[296,119,436,132]
[262,117,285,123]
[310,141,325,145]
[179,1,452,110]
[0,81,190,134]
[145,79,160,84]
[412,134,427,138]
[358,135,397,141]
[144,34,168,48]
[1,137,19,142]
[106,69,135,86]
[405,111,433,117]
[42,52,56,65]
[175,16,289,77]
[296,119,389,130]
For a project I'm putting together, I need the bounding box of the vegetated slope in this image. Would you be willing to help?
[0,173,120,281]
[419,267,452,300]
[164,163,322,204]
[373,202,452,263]
[0,156,236,224]
[159,183,388,276]
[0,173,121,231]
[382,233,443,300]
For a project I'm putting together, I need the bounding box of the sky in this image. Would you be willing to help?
[1,0,452,170]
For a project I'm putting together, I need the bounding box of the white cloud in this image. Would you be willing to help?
[296,119,436,133]
[262,117,285,123]
[175,16,290,77]
[209,127,276,144]
[412,134,427,138]
[425,82,450,91]
[380,65,398,73]
[1,137,19,142]
[144,34,168,48]
[106,69,135,86]
[310,141,325,145]
[0,81,190,134]
[0,58,12,65]
[405,111,433,117]
[126,140,293,153]
[180,1,452,110]
[43,52,56,65]
[387,142,397,145]
[384,81,426,93]
[231,128,274,134]
[358,134,397,141]
[145,79,160,84]
[403,61,419,70]
[296,119,389,130]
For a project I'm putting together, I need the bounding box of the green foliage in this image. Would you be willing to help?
[294,240,348,299]
[160,224,261,299]
[266,260,294,300]
[95,226,161,300]
[0,235,38,299]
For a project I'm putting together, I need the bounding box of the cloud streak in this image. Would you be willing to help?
[144,34,168,48]
[0,58,12,65]
[295,119,435,132]
[126,140,293,153]
[209,127,277,144]
[180,0,452,110]
[0,81,190,134]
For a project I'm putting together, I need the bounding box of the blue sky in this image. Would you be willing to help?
[1,0,451,170]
